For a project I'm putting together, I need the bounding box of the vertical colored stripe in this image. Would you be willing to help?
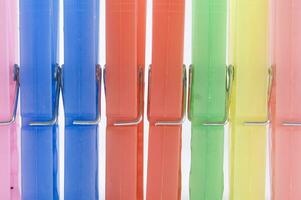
[229,0,270,199]
[63,0,99,199]
[271,0,301,199]
[105,0,146,199]
[190,0,227,199]
[146,0,185,199]
[0,0,20,198]
[20,0,59,199]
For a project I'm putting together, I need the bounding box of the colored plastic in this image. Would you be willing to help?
[20,0,59,199]
[63,0,99,199]
[0,0,20,199]
[271,0,301,199]
[229,0,270,199]
[146,0,185,199]
[190,0,227,199]
[105,0,146,199]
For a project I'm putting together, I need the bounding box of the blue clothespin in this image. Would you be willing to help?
[20,0,60,199]
[63,0,100,199]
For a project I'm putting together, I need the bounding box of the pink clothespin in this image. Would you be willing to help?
[271,0,301,199]
[0,0,20,199]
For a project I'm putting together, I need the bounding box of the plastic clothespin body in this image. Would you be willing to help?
[63,0,100,199]
[0,0,20,199]
[146,0,185,199]
[189,0,227,199]
[271,0,301,199]
[20,0,59,199]
[229,0,270,199]
[105,0,146,199]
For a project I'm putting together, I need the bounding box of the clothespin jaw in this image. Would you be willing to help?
[147,65,187,126]
[0,64,20,126]
[104,66,144,127]
[28,64,61,126]
[276,62,301,126]
[72,64,102,125]
[279,61,301,126]
[112,67,143,127]
[242,66,273,126]
[188,64,234,126]
[32,64,102,127]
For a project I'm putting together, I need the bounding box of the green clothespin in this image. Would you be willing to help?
[189,0,229,199]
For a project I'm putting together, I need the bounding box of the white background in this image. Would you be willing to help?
[56,0,271,199]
